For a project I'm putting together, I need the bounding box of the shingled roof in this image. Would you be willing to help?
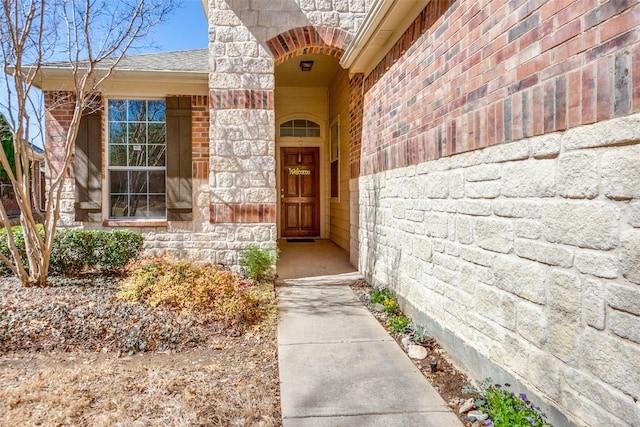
[42,48,208,73]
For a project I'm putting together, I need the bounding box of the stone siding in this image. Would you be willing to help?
[208,0,371,259]
[359,115,640,427]
[356,0,640,425]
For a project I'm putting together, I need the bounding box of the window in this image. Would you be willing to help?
[330,119,339,198]
[280,119,321,138]
[108,99,166,219]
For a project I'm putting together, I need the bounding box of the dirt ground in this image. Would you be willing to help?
[0,276,281,426]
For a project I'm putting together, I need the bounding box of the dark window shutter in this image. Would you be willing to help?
[166,97,193,221]
[74,110,102,222]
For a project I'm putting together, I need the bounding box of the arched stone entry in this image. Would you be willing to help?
[264,27,353,251]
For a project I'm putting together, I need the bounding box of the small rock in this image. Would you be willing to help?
[468,410,488,421]
[472,421,483,427]
[408,344,428,360]
[373,303,386,312]
[401,336,413,349]
[459,397,475,414]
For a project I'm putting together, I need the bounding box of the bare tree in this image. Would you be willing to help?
[0,0,174,286]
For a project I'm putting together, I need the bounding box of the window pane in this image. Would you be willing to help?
[280,128,293,137]
[148,145,166,167]
[109,122,127,143]
[308,121,320,129]
[128,171,148,194]
[110,195,128,218]
[127,194,148,217]
[308,128,320,137]
[127,100,146,122]
[109,100,127,122]
[293,128,306,137]
[110,171,128,194]
[147,195,166,218]
[148,171,165,194]
[128,122,147,146]
[293,119,306,127]
[148,123,165,145]
[109,144,127,166]
[147,100,166,122]
[128,145,146,167]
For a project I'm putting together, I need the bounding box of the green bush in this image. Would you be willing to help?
[50,229,143,275]
[119,256,273,326]
[0,224,44,276]
[239,244,279,281]
[0,227,143,277]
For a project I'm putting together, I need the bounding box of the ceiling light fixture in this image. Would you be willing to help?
[299,60,314,72]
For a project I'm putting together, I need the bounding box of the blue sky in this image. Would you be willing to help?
[144,0,208,52]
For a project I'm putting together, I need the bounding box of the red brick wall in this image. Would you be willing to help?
[266,26,352,66]
[360,0,640,176]
[349,73,364,179]
[44,91,76,178]
[191,95,210,179]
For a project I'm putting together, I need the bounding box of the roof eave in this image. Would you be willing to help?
[341,0,430,75]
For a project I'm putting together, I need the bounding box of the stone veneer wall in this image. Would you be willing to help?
[207,0,372,262]
[356,0,640,426]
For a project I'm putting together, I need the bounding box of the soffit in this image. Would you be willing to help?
[341,0,429,75]
[275,53,342,88]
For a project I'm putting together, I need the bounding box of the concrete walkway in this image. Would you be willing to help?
[276,240,463,426]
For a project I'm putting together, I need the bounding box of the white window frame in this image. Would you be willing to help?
[106,98,167,220]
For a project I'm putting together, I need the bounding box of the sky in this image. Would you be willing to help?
[144,0,208,52]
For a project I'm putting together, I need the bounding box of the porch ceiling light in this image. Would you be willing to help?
[299,60,314,72]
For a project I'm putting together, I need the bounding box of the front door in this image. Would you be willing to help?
[280,147,320,237]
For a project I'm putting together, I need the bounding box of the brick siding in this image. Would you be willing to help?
[191,95,210,179]
[359,0,640,176]
[209,202,276,223]
[266,25,352,66]
[44,91,76,178]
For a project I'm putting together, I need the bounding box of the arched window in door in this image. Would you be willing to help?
[279,119,320,138]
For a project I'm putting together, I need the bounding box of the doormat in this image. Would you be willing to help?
[286,238,315,243]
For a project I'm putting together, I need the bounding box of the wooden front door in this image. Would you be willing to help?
[281,147,320,237]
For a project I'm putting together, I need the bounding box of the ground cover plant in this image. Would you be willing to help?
[464,379,551,427]
[0,256,280,425]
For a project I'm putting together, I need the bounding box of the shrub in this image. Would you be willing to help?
[0,227,143,277]
[239,244,279,281]
[50,229,143,276]
[119,257,273,326]
[0,225,44,276]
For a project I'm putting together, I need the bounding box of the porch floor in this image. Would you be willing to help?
[275,240,463,426]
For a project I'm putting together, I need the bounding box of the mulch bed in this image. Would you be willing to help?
[0,275,281,426]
